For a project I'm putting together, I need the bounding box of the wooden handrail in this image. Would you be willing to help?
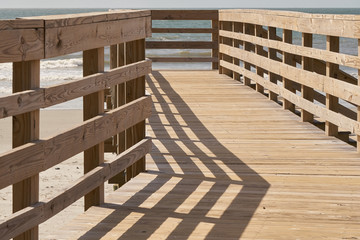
[0,10,152,239]
[218,9,360,150]
[148,10,219,69]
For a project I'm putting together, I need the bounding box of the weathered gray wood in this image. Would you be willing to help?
[0,138,152,240]
[151,10,218,20]
[146,41,217,49]
[0,19,43,30]
[301,33,314,122]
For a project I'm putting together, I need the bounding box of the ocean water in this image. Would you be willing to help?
[0,8,359,108]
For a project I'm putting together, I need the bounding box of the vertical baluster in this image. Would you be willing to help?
[301,33,314,122]
[13,60,40,240]
[255,25,265,94]
[233,22,241,81]
[325,36,339,136]
[83,48,105,210]
[268,27,278,102]
[212,19,219,70]
[219,21,233,77]
[244,23,255,86]
[283,29,296,112]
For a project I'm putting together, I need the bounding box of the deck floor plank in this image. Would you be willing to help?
[48,70,360,239]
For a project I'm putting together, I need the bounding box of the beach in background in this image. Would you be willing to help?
[1,8,360,238]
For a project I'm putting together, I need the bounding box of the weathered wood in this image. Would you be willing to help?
[45,16,151,58]
[83,47,105,211]
[255,25,265,93]
[0,29,44,63]
[151,10,218,20]
[150,57,218,63]
[23,10,151,28]
[243,23,255,86]
[219,21,233,77]
[219,9,360,38]
[0,60,151,119]
[268,27,278,101]
[220,44,360,106]
[0,138,152,240]
[12,60,40,240]
[0,96,152,190]
[232,22,241,80]
[212,20,219,70]
[358,39,360,152]
[146,41,217,49]
[301,33,314,122]
[0,19,43,30]
[219,29,360,70]
[283,29,295,112]
[152,28,215,33]
[325,36,339,136]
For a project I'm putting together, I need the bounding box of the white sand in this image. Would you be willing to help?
[0,109,115,239]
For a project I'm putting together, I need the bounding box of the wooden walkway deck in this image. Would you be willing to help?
[50,71,360,239]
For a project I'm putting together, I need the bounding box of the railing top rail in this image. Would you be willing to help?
[151,10,218,20]
[219,9,360,38]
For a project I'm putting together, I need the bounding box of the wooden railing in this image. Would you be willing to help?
[148,10,219,69]
[0,10,152,239]
[218,9,360,150]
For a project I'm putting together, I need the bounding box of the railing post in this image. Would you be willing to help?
[83,47,105,210]
[244,23,255,86]
[282,29,296,112]
[232,22,241,81]
[268,27,278,101]
[12,60,40,240]
[212,19,219,70]
[219,21,233,77]
[301,33,314,122]
[255,25,265,94]
[126,39,146,181]
[358,39,360,152]
[325,36,339,136]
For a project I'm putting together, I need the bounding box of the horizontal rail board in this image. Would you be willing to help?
[220,44,360,106]
[0,29,44,63]
[23,10,151,28]
[219,10,360,38]
[151,10,218,20]
[152,28,215,33]
[0,96,152,190]
[220,60,360,134]
[0,19,44,30]
[45,16,151,58]
[150,57,218,62]
[0,138,152,240]
[0,60,151,119]
[146,41,217,49]
[219,30,360,70]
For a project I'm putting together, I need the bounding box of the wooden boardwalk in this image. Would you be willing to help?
[50,71,360,239]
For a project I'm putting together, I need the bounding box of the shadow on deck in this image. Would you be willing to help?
[51,70,360,239]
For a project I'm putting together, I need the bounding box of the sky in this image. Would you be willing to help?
[1,0,360,8]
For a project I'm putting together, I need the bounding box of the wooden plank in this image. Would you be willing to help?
[301,33,314,122]
[0,96,151,190]
[150,57,217,63]
[325,36,339,136]
[232,22,241,80]
[0,29,44,63]
[212,20,219,70]
[12,60,40,240]
[0,60,151,119]
[152,28,215,33]
[219,9,360,38]
[45,16,151,58]
[219,21,233,77]
[268,26,278,101]
[83,47,105,211]
[151,10,218,20]
[255,25,265,93]
[0,138,152,240]
[28,10,151,28]
[219,29,360,70]
[146,41,217,49]
[0,19,43,30]
[358,39,360,152]
[220,60,360,134]
[219,44,360,106]
[243,23,255,86]
[283,29,295,112]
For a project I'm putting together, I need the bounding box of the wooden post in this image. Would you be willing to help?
[244,23,255,86]
[255,25,265,94]
[108,43,126,186]
[268,27,278,102]
[325,36,339,136]
[212,19,219,70]
[125,39,146,181]
[12,60,40,240]
[83,47,105,210]
[283,29,296,112]
[233,22,241,81]
[301,33,314,122]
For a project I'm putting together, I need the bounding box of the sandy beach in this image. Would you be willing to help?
[0,109,115,239]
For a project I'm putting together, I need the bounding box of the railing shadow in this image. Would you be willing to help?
[77,70,270,239]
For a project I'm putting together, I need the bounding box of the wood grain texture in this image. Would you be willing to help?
[150,57,217,63]
[151,10,218,20]
[0,138,152,240]
[146,41,217,49]
[0,19,43,30]
[219,9,360,38]
[0,96,151,191]
[45,16,151,58]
